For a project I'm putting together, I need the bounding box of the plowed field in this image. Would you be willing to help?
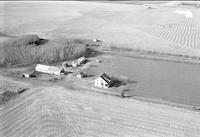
[0,86,200,137]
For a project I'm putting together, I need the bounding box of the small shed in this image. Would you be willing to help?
[22,71,39,78]
[77,57,86,64]
[76,72,87,79]
[95,73,112,89]
[93,38,101,42]
[35,64,62,75]
[71,57,86,68]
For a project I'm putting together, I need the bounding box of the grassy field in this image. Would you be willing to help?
[1,1,200,58]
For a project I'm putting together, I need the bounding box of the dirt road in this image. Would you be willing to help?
[0,86,200,137]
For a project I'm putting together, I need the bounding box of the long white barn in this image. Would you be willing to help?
[35,64,62,75]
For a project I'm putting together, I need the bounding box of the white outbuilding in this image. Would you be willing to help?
[35,64,62,75]
[93,38,101,42]
[22,71,39,78]
[95,73,112,89]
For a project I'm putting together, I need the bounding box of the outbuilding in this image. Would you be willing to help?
[35,64,63,75]
[22,71,39,78]
[95,73,112,89]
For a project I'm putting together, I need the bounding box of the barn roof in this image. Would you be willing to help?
[35,64,62,74]
[100,73,112,84]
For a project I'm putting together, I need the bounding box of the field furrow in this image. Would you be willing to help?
[0,87,200,137]
[141,16,200,50]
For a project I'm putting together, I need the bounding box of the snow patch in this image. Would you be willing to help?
[84,107,93,111]
[174,10,193,18]
[102,116,111,121]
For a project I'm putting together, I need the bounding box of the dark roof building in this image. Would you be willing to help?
[100,73,112,84]
[95,73,112,89]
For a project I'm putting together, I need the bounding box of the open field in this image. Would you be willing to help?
[0,76,200,137]
[1,1,200,136]
[1,1,200,57]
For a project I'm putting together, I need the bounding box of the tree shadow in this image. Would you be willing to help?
[86,74,94,78]
[126,80,138,84]
[35,39,49,45]
[18,88,27,94]
[90,65,98,67]
[111,77,127,87]
[62,71,73,75]
[111,77,138,87]
[85,47,104,58]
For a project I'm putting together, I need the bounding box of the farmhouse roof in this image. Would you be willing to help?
[100,73,112,84]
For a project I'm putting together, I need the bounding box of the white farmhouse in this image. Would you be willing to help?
[95,73,112,89]
[35,64,62,75]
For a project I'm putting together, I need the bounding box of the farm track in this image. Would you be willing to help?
[0,86,200,137]
[142,16,200,49]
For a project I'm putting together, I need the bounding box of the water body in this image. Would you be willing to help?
[97,54,200,106]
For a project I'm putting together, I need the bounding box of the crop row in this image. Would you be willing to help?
[144,16,200,49]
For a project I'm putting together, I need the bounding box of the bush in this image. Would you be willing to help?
[0,80,25,94]
[0,80,27,105]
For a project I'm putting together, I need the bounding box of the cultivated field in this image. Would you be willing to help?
[0,83,200,137]
[1,1,200,57]
[144,13,200,49]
